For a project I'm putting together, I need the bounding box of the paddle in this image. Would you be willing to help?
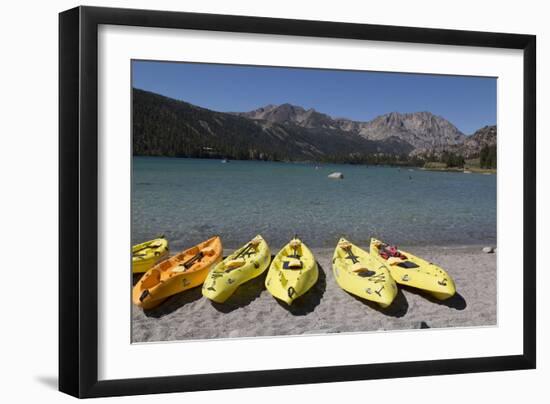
[179,251,204,270]
[233,236,263,260]
[234,243,254,259]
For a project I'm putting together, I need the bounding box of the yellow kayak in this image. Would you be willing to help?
[202,235,271,303]
[332,238,397,308]
[265,237,318,305]
[370,238,456,300]
[132,237,169,273]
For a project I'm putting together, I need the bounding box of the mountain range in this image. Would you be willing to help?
[132,88,496,163]
[235,105,467,151]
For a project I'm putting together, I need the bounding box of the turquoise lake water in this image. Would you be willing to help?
[132,157,496,250]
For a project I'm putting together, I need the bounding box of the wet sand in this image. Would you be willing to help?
[132,245,496,342]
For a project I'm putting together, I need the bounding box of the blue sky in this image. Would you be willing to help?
[132,60,496,135]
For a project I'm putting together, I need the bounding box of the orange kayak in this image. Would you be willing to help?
[132,236,222,309]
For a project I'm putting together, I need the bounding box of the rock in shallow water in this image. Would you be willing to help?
[328,172,344,179]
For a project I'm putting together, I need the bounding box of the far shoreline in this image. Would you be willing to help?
[132,154,497,173]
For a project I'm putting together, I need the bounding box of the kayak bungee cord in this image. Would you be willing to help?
[342,246,360,264]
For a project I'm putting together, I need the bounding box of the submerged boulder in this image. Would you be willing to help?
[328,172,344,179]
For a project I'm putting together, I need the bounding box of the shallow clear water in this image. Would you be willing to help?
[132,157,496,250]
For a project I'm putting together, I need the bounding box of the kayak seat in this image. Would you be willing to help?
[397,261,420,269]
[283,258,303,269]
[225,258,246,270]
[351,262,375,277]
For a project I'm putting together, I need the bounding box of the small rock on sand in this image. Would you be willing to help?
[482,246,494,253]
[328,172,344,179]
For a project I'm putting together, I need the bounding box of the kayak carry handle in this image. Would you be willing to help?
[139,289,150,302]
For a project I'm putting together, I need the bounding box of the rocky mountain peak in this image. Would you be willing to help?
[237,103,309,124]
[237,103,340,130]
[358,111,466,150]
[239,105,468,151]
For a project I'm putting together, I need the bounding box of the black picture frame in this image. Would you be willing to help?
[59,5,536,398]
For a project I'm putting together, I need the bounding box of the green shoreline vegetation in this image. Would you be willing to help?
[422,145,496,173]
[133,150,497,173]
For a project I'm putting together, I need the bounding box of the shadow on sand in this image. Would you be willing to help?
[210,270,269,314]
[143,286,204,318]
[347,287,409,318]
[275,261,327,316]
[401,286,467,310]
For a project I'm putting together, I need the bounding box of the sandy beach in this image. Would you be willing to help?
[132,245,496,343]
